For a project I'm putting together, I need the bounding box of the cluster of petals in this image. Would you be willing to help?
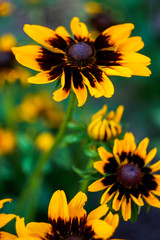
[88,104,124,141]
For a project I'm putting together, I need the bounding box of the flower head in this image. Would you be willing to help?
[0,0,14,17]
[0,199,16,228]
[13,190,120,240]
[0,128,16,156]
[36,132,55,151]
[12,17,151,106]
[88,132,160,221]
[88,104,124,141]
[17,92,64,127]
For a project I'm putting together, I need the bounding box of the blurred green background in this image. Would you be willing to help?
[0,0,160,239]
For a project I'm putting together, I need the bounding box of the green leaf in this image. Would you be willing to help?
[146,203,151,214]
[61,133,85,145]
[130,201,141,223]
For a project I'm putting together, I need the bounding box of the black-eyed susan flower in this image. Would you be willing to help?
[12,17,151,106]
[88,104,124,141]
[36,132,55,151]
[0,128,16,156]
[17,92,64,127]
[88,132,160,221]
[0,199,16,228]
[10,190,120,240]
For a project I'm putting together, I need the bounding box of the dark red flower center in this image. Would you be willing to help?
[67,42,94,67]
[118,164,141,187]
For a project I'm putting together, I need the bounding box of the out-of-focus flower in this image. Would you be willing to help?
[0,0,14,17]
[88,104,124,141]
[0,128,16,156]
[0,34,30,86]
[36,132,55,152]
[0,199,16,228]
[12,17,151,106]
[17,92,64,128]
[88,132,160,221]
[12,190,120,240]
[85,1,117,32]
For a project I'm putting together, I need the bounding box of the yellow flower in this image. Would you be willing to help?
[0,0,14,17]
[8,190,120,240]
[36,132,55,152]
[0,199,16,228]
[17,92,64,128]
[0,128,16,156]
[12,17,151,106]
[88,132,160,221]
[88,104,124,141]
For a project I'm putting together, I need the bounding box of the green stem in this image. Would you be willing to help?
[79,158,94,193]
[16,91,77,218]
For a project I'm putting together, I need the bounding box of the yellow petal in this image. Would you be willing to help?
[0,232,17,240]
[0,213,16,228]
[86,219,114,239]
[88,178,107,192]
[12,45,42,71]
[26,222,52,238]
[23,24,65,53]
[104,212,119,232]
[55,26,71,42]
[121,197,131,221]
[0,199,12,209]
[68,192,87,221]
[150,160,160,173]
[52,87,70,102]
[121,62,151,76]
[143,192,160,208]
[70,17,89,40]
[87,205,108,221]
[118,36,144,52]
[99,73,114,98]
[102,66,132,77]
[112,192,124,211]
[131,194,144,206]
[121,52,151,63]
[124,132,136,153]
[91,105,107,121]
[134,137,149,159]
[114,105,124,123]
[145,148,157,166]
[48,190,69,222]
[98,146,113,162]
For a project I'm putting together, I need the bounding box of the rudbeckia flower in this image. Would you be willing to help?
[36,132,55,151]
[12,17,151,106]
[0,199,16,228]
[0,128,16,156]
[88,104,124,141]
[9,190,120,240]
[88,132,160,221]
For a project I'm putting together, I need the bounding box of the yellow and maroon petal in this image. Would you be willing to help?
[102,23,134,45]
[94,161,107,175]
[70,17,90,41]
[131,194,144,206]
[48,190,69,222]
[88,178,107,192]
[25,222,52,238]
[100,185,115,204]
[68,191,87,221]
[71,69,87,106]
[0,213,16,228]
[23,24,67,53]
[55,26,75,46]
[112,191,124,211]
[98,146,113,162]
[28,66,63,84]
